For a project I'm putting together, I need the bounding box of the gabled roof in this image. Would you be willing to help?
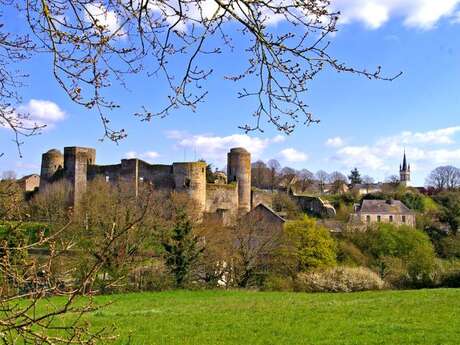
[19,174,40,181]
[251,203,286,223]
[358,199,413,215]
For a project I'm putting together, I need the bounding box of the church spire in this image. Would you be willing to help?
[400,150,410,185]
[402,150,407,171]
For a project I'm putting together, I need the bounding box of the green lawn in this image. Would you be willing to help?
[69,289,460,344]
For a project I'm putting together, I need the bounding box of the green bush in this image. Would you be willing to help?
[283,216,337,272]
[337,241,369,267]
[439,235,460,259]
[0,221,49,244]
[296,266,386,293]
[262,275,295,292]
[346,223,437,287]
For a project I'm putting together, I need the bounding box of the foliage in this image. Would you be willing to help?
[439,235,460,259]
[348,168,362,185]
[426,166,460,190]
[283,216,337,272]
[433,191,460,233]
[230,215,284,288]
[162,210,204,288]
[296,266,385,292]
[272,192,301,219]
[345,223,437,287]
[336,241,369,267]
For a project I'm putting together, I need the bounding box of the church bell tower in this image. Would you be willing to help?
[399,151,410,186]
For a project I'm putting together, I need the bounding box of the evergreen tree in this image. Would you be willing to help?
[162,210,204,287]
[348,168,362,185]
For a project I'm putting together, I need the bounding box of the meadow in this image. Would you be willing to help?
[68,288,460,344]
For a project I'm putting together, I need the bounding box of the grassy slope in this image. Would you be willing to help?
[78,289,460,345]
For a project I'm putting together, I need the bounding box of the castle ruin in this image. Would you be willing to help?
[40,146,252,222]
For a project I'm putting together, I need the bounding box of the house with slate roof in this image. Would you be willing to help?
[352,199,416,228]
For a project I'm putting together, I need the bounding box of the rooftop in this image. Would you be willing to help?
[358,199,413,215]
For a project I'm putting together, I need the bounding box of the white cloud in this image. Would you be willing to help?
[280,148,309,162]
[332,0,460,29]
[326,136,345,148]
[13,99,66,129]
[329,126,460,178]
[167,131,284,163]
[378,126,460,146]
[124,151,160,160]
[85,3,125,35]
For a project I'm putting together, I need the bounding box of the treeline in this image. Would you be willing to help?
[2,177,460,296]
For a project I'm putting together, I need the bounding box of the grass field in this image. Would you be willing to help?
[66,288,460,344]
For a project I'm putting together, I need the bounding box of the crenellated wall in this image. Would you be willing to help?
[38,146,255,221]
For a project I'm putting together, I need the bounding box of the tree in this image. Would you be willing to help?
[329,171,348,184]
[433,191,460,233]
[267,159,281,190]
[315,170,329,193]
[1,170,17,180]
[1,178,158,343]
[0,0,398,154]
[426,166,460,191]
[162,209,204,287]
[282,216,337,273]
[362,175,375,184]
[230,215,284,288]
[347,223,436,287]
[252,160,269,189]
[348,168,362,185]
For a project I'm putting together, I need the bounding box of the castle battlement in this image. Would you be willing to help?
[39,146,252,220]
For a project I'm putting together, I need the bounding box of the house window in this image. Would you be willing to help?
[389,215,393,222]
[402,215,406,223]
[377,215,381,222]
[366,215,371,224]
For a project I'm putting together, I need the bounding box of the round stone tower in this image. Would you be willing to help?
[227,147,251,214]
[172,161,207,213]
[40,149,64,189]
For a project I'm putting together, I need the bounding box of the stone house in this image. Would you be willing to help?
[352,199,416,228]
[17,174,40,192]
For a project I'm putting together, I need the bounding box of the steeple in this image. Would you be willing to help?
[399,150,410,186]
[402,150,407,171]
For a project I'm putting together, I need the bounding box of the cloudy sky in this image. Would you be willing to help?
[1,0,460,186]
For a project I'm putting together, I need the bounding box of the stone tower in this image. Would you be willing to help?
[227,147,251,214]
[399,151,410,186]
[64,147,96,206]
[40,149,64,189]
[173,162,207,213]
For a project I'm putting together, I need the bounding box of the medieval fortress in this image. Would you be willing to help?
[33,146,412,224]
[40,146,253,222]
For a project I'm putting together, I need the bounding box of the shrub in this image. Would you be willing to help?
[262,275,295,292]
[439,235,460,259]
[283,216,337,272]
[337,241,369,267]
[295,266,385,293]
[345,223,437,287]
[129,261,174,292]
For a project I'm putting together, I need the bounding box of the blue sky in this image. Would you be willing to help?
[1,0,460,186]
